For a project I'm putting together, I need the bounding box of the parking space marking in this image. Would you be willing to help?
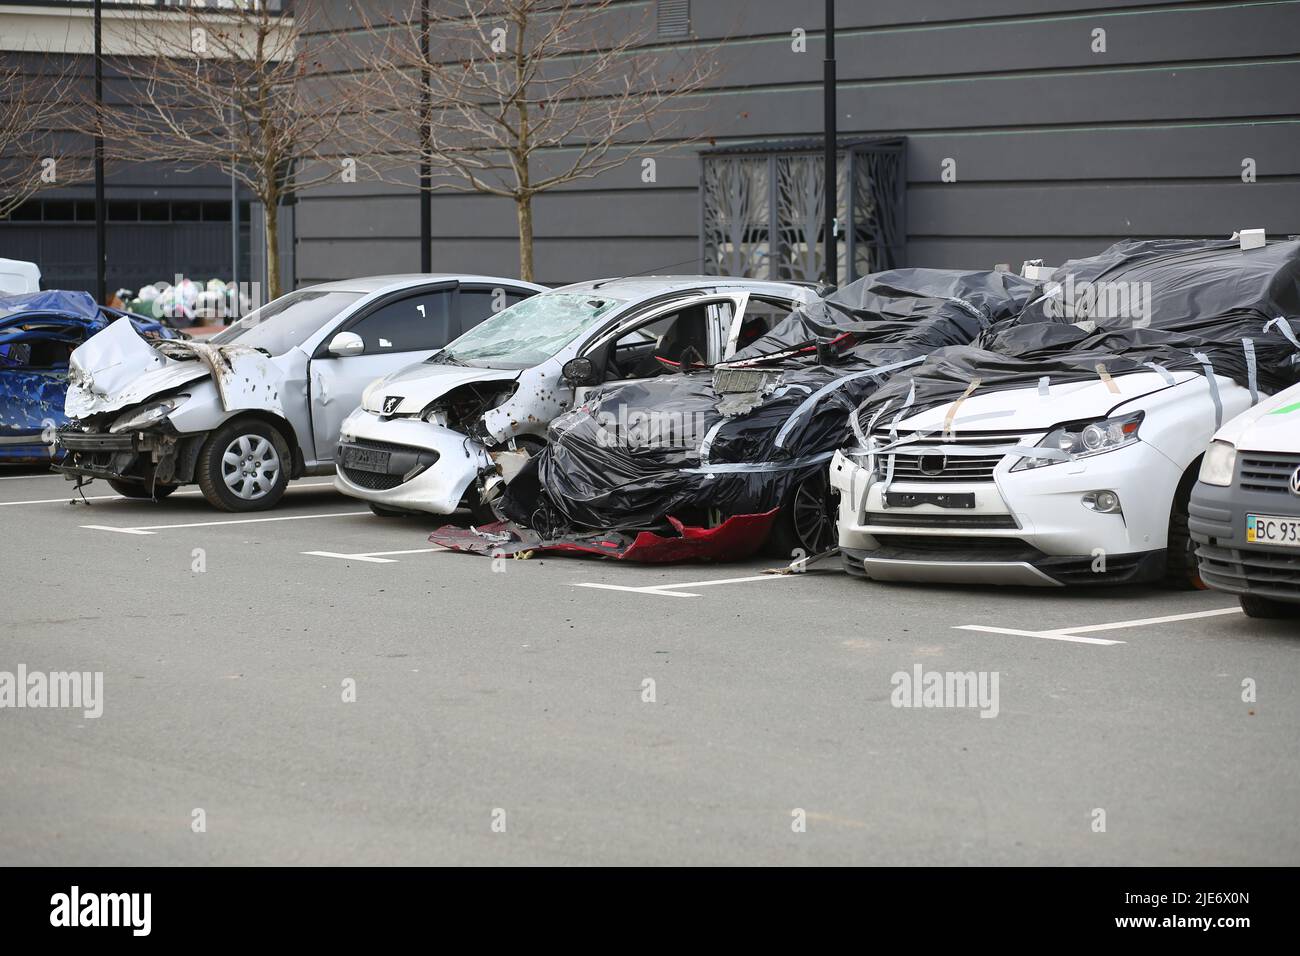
[2,480,337,508]
[302,547,446,564]
[573,573,799,599]
[955,605,1242,646]
[3,494,122,506]
[952,625,1125,646]
[81,511,368,535]
[0,472,61,480]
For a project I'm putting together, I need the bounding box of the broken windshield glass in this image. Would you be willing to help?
[436,293,623,369]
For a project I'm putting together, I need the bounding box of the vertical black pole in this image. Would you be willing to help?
[230,108,239,323]
[93,0,106,303]
[822,0,837,287]
[419,0,432,273]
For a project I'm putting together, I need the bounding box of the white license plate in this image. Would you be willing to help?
[1246,514,1300,547]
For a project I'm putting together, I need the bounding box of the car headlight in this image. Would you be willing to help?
[1011,411,1144,471]
[108,396,183,434]
[1198,439,1237,486]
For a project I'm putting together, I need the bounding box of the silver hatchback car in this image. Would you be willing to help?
[56,274,545,510]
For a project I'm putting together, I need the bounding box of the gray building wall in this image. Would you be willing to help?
[258,0,1300,286]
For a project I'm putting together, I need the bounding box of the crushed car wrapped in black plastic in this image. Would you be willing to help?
[430,269,1040,561]
[853,237,1300,430]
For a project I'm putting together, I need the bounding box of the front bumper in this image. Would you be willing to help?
[830,442,1181,586]
[54,428,153,482]
[334,409,490,514]
[1190,476,1300,603]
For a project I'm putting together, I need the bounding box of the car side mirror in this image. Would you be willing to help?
[327,330,364,357]
[562,357,598,387]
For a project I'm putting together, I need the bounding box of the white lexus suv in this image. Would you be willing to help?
[830,367,1252,586]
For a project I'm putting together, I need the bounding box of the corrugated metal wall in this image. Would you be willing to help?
[254,0,1300,285]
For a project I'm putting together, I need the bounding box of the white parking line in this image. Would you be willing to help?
[954,605,1243,646]
[302,547,446,564]
[2,494,121,506]
[0,472,61,480]
[2,480,337,507]
[82,511,368,535]
[952,625,1125,647]
[573,573,799,599]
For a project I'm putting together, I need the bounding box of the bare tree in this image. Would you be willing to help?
[100,2,358,299]
[0,54,91,220]
[349,0,717,282]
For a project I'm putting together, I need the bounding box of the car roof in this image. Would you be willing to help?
[301,274,544,295]
[550,275,818,301]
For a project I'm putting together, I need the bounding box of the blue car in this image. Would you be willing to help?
[0,290,182,463]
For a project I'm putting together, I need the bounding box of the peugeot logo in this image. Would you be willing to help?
[1290,466,1300,496]
[919,453,947,477]
[382,395,403,415]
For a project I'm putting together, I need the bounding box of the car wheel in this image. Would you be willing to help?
[1165,474,1207,590]
[1239,594,1300,619]
[767,470,839,558]
[196,419,290,512]
[108,478,177,500]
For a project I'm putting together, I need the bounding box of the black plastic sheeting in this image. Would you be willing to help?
[853,238,1300,431]
[500,269,1040,536]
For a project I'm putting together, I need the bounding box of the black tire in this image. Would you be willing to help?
[195,418,291,512]
[1239,593,1300,619]
[369,503,410,517]
[108,478,177,500]
[1165,470,1206,590]
[767,470,840,559]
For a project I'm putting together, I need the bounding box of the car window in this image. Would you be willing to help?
[350,290,454,354]
[210,289,363,356]
[607,301,733,380]
[736,297,792,349]
[458,287,533,334]
[435,292,624,369]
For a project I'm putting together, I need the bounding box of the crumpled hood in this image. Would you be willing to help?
[892,369,1196,434]
[366,361,521,415]
[66,317,283,419]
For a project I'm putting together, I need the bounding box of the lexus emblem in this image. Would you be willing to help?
[919,453,947,477]
[382,395,403,415]
[1291,466,1300,496]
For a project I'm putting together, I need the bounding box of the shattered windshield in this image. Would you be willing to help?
[434,292,623,369]
[210,290,363,356]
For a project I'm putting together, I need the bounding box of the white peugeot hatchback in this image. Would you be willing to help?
[334,276,817,517]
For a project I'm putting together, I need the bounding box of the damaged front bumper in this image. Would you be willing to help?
[334,408,491,513]
[54,425,180,484]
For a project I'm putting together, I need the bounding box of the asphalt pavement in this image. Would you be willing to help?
[1,465,1296,865]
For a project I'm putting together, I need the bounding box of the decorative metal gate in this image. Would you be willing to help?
[700,138,905,286]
